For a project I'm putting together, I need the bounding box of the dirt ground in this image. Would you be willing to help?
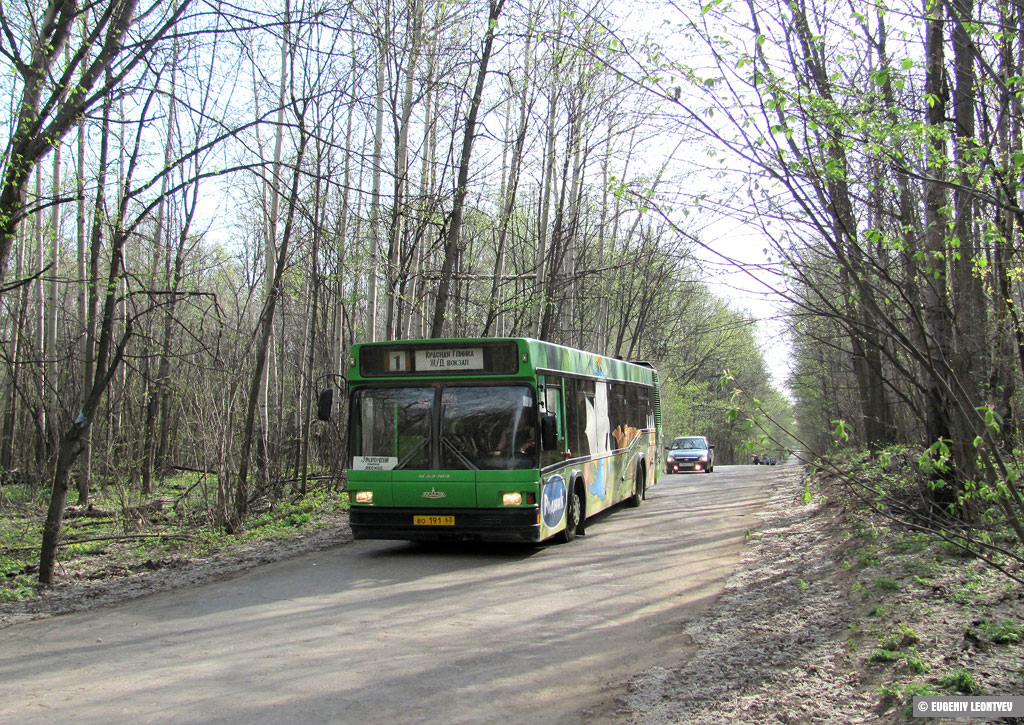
[0,513,352,630]
[619,469,1024,724]
[2,469,1021,724]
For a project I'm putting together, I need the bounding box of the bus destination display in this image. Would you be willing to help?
[415,347,483,371]
[358,340,519,376]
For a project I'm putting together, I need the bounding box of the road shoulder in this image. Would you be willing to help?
[616,466,1024,724]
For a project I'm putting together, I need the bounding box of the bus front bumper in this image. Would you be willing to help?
[349,506,542,543]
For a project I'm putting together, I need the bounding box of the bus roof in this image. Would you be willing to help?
[348,338,658,386]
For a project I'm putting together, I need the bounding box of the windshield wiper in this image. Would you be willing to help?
[441,436,479,470]
[395,438,429,469]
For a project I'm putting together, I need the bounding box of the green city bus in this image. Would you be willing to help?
[335,337,662,543]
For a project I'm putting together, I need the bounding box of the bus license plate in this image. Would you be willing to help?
[413,515,454,526]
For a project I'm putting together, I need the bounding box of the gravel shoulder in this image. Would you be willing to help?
[619,467,1023,724]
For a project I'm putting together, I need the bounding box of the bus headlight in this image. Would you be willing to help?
[351,491,373,504]
[502,492,523,506]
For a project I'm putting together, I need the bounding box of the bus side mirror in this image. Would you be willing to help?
[541,415,557,450]
[317,387,334,421]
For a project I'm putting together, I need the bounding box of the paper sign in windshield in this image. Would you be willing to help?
[415,347,484,371]
[353,456,398,471]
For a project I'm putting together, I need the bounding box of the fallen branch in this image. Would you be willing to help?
[59,533,194,547]
[66,518,116,528]
[65,504,115,518]
[3,533,194,557]
[169,464,219,475]
[1,546,37,554]
[172,476,207,511]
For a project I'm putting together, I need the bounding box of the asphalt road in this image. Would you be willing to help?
[0,465,778,725]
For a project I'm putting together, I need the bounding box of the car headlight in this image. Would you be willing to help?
[699,455,708,462]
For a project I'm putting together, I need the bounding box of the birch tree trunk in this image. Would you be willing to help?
[922,0,955,503]
[483,1,533,337]
[386,0,423,340]
[368,6,389,342]
[429,0,506,337]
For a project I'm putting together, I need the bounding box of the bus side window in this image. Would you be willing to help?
[541,379,564,468]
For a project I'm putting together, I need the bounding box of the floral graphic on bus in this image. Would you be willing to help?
[612,425,641,449]
[586,459,608,500]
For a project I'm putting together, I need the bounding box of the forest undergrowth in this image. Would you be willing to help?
[0,471,349,614]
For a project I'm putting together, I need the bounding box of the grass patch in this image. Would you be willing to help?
[905,560,943,580]
[869,648,902,663]
[877,682,901,702]
[889,533,930,554]
[949,577,983,605]
[886,681,944,717]
[873,575,899,591]
[878,623,919,650]
[904,650,930,674]
[0,575,36,603]
[855,547,880,567]
[941,666,980,695]
[938,539,978,559]
[974,618,1021,645]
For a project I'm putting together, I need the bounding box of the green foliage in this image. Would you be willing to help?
[904,651,930,674]
[901,682,942,699]
[659,319,796,464]
[941,667,980,695]
[0,500,38,603]
[242,489,344,541]
[0,575,35,603]
[877,682,901,702]
[873,576,899,591]
[890,533,929,554]
[855,547,880,567]
[869,648,901,663]
[851,581,872,599]
[948,575,983,605]
[853,523,880,541]
[878,623,919,650]
[938,539,977,559]
[885,681,943,716]
[974,618,1021,645]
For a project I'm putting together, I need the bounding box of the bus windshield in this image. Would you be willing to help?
[351,385,537,471]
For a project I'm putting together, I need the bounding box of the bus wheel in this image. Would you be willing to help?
[560,485,582,543]
[628,466,644,507]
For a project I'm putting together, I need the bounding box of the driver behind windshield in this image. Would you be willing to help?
[493,415,535,457]
[438,386,537,470]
